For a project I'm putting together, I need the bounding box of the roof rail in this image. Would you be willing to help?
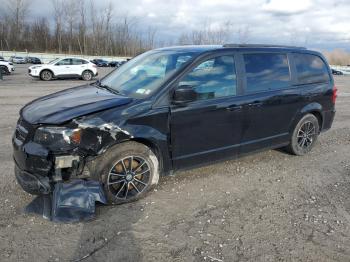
[223,44,306,49]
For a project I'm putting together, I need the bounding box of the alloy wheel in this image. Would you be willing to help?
[296,121,316,149]
[107,156,151,200]
[83,71,92,81]
[41,71,52,80]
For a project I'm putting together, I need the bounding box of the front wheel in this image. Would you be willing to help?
[40,70,53,81]
[287,114,320,156]
[99,142,160,204]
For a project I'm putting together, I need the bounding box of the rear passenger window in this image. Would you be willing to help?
[294,54,330,84]
[244,53,291,93]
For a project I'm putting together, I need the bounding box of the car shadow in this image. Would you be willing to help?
[71,201,144,262]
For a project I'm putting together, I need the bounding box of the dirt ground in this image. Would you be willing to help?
[0,65,350,262]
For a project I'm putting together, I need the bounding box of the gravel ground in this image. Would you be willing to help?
[0,65,350,262]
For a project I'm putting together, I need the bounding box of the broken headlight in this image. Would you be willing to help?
[34,127,82,151]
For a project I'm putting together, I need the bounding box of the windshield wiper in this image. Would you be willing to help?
[93,80,120,95]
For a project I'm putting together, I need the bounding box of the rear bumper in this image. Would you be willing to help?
[321,109,336,132]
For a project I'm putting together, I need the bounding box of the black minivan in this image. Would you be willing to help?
[13,44,336,204]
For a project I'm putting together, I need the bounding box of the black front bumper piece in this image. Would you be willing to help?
[15,164,51,195]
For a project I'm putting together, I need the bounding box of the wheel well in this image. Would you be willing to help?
[310,111,323,129]
[82,69,93,74]
[131,138,163,171]
[40,69,54,77]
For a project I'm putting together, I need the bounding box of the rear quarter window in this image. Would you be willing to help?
[244,53,291,93]
[294,53,330,84]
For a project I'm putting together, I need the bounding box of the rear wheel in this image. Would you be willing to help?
[287,114,319,156]
[40,70,53,81]
[99,142,160,204]
[82,70,93,81]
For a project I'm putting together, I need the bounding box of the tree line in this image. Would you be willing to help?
[0,0,162,56]
[0,0,242,57]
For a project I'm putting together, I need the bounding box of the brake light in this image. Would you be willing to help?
[332,85,337,104]
[92,64,97,68]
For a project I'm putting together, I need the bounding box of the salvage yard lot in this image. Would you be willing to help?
[1,65,350,262]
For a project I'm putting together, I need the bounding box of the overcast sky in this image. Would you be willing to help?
[29,0,350,50]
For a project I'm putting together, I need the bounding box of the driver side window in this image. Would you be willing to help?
[179,55,237,101]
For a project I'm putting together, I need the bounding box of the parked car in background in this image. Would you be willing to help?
[28,57,98,81]
[0,60,15,74]
[331,69,343,75]
[108,61,122,67]
[0,56,4,61]
[13,44,336,204]
[26,57,42,64]
[91,59,109,67]
[9,56,26,64]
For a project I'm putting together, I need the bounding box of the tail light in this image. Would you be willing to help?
[92,64,97,68]
[332,85,337,104]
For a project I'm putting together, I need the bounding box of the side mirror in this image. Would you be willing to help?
[172,85,196,105]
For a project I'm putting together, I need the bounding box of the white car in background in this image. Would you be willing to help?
[0,60,15,74]
[28,57,98,81]
[9,56,26,64]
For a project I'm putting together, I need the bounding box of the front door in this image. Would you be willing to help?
[54,58,73,76]
[170,54,245,168]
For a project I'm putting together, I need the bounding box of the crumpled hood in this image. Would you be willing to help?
[21,85,133,124]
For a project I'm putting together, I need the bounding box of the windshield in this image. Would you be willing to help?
[49,58,60,64]
[100,50,199,98]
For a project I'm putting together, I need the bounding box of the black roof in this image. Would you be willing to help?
[222,44,306,49]
[156,44,307,53]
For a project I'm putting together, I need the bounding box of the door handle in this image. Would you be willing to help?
[226,105,243,111]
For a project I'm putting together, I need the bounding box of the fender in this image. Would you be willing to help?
[74,105,172,176]
[289,102,323,134]
[39,68,55,77]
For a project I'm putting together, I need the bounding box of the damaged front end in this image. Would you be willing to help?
[12,115,132,196]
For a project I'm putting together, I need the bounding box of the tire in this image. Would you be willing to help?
[286,114,320,156]
[98,141,160,204]
[82,70,93,81]
[40,70,53,81]
[0,66,9,75]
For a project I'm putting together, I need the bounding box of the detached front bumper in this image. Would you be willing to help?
[14,164,51,195]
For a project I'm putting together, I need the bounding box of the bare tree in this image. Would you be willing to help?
[64,0,78,53]
[5,0,30,50]
[177,21,233,45]
[51,0,64,53]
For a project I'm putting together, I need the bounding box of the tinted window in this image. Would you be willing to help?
[244,53,290,93]
[294,53,330,84]
[56,59,72,66]
[72,58,85,65]
[179,55,236,100]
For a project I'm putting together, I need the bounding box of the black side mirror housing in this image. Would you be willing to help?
[173,85,196,105]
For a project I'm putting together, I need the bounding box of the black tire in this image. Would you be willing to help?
[82,70,93,81]
[98,141,160,204]
[0,66,9,75]
[286,114,319,156]
[40,70,53,81]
